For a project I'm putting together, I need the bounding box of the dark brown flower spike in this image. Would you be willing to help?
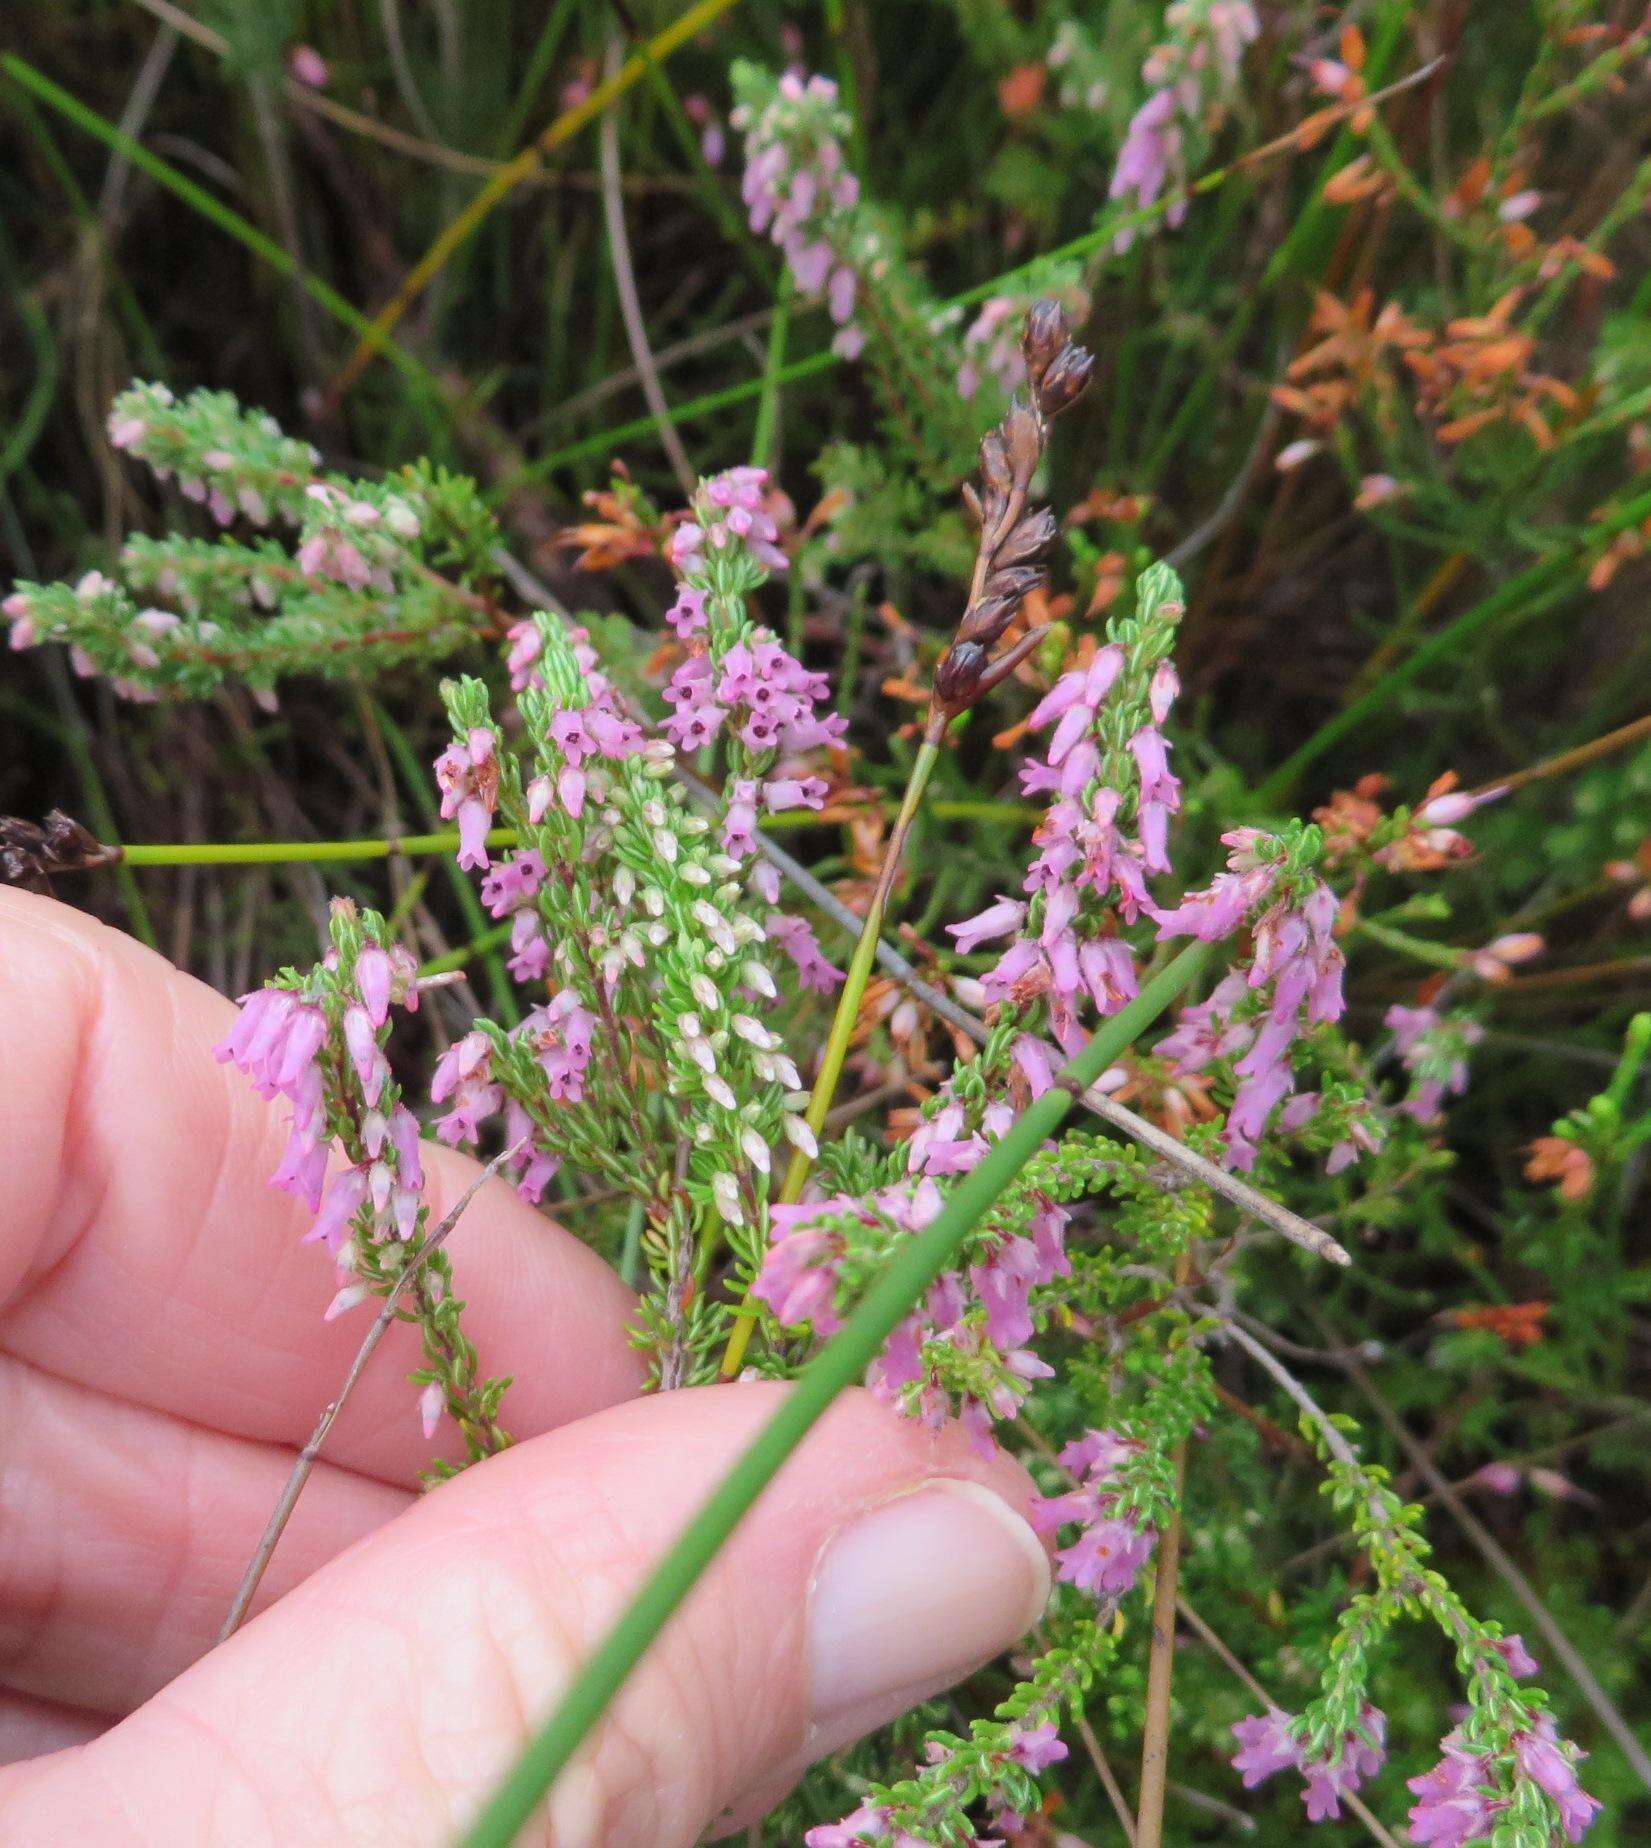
[932,299,1094,723]
[0,809,114,890]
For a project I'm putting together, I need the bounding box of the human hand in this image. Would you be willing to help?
[0,891,1050,1845]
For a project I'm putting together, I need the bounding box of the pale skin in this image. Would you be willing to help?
[0,890,1047,1845]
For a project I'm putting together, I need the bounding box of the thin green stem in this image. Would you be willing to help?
[119,829,520,867]
[88,800,1043,873]
[459,941,1214,1848]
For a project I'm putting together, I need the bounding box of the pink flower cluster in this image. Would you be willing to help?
[4,574,180,705]
[433,994,594,1147]
[214,939,424,1259]
[430,1031,501,1147]
[295,483,419,591]
[537,700,645,821]
[434,726,500,871]
[1111,2,1260,246]
[480,848,551,982]
[663,637,843,759]
[502,614,615,698]
[764,911,843,993]
[752,1167,1069,1448]
[1231,1703,1387,1824]
[430,993,593,1201]
[1406,1710,1598,1847]
[735,73,865,359]
[752,1183,934,1338]
[951,645,1179,1053]
[667,466,789,579]
[1030,1428,1158,1599]
[1386,1003,1484,1121]
[1156,832,1345,1168]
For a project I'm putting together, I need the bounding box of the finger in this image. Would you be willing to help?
[0,1690,104,1768]
[0,1386,1051,1847]
[0,890,644,1482]
[0,1353,406,1717]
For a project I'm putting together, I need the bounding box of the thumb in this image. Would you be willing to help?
[0,1385,1049,1846]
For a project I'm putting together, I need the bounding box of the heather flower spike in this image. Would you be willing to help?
[215,899,510,1474]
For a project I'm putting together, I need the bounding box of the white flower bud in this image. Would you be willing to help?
[740,1127,772,1172]
[614,866,636,907]
[732,1014,775,1048]
[643,886,666,917]
[642,799,667,827]
[706,1074,738,1110]
[681,861,712,887]
[652,828,678,863]
[743,960,778,998]
[693,900,737,954]
[782,1115,819,1157]
[690,972,720,1009]
[712,1171,743,1225]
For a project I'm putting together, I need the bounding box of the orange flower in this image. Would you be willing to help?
[998,62,1047,121]
[1448,1301,1550,1346]
[1525,1135,1595,1201]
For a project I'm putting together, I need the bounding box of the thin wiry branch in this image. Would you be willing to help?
[598,32,696,498]
[218,1142,521,1643]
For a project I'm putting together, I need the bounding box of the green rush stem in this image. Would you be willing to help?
[119,829,522,867]
[106,806,1039,871]
[719,732,942,1377]
[103,798,1035,875]
[459,940,1214,1848]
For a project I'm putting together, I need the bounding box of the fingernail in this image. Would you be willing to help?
[806,1479,1049,1745]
